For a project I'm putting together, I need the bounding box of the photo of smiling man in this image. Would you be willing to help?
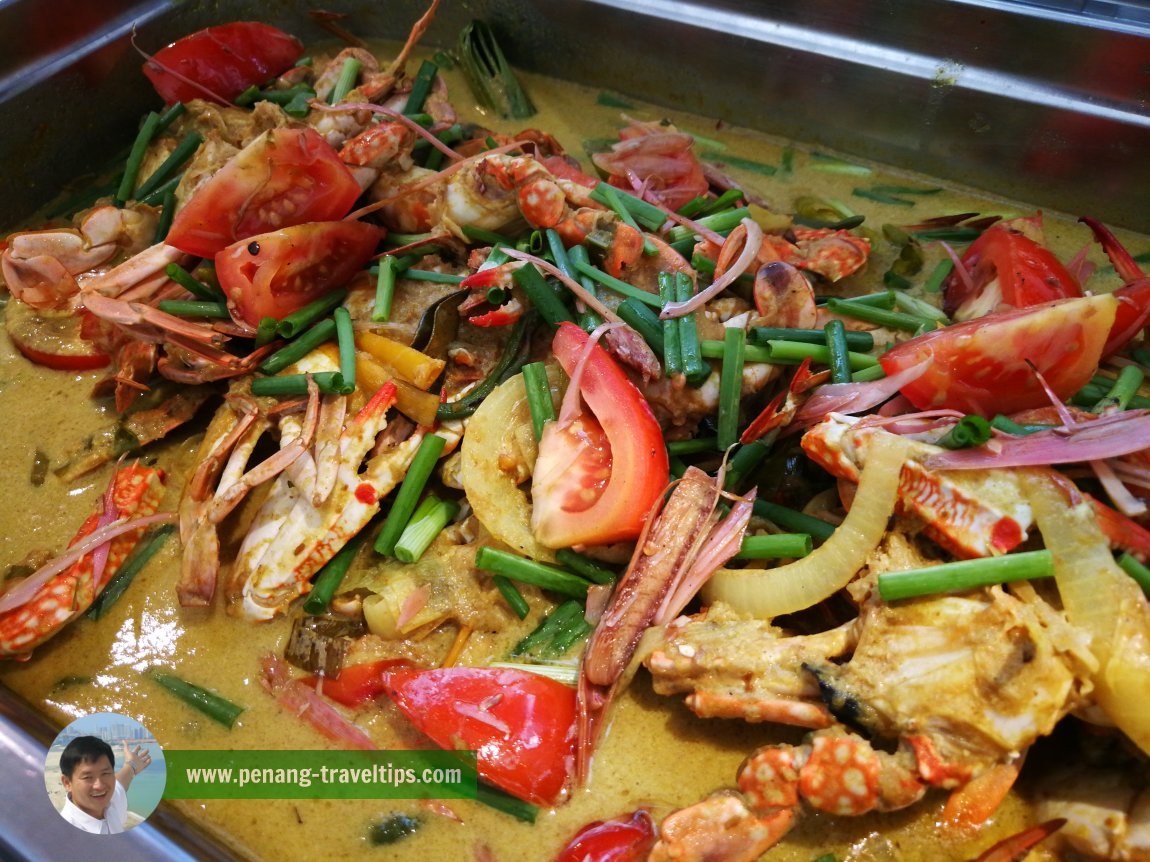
[45,712,165,835]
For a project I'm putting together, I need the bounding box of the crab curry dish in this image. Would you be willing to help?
[2,6,1150,861]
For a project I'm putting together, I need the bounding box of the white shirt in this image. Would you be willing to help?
[59,780,128,834]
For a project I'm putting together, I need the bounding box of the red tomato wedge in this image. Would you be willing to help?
[942,215,1081,320]
[166,128,363,258]
[142,22,303,105]
[555,810,657,862]
[879,292,1118,415]
[301,659,408,708]
[215,220,382,326]
[5,299,109,370]
[381,667,576,806]
[531,322,669,549]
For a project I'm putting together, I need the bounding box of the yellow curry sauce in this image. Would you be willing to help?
[2,45,1145,861]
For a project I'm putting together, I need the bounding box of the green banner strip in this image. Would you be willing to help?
[163,750,478,799]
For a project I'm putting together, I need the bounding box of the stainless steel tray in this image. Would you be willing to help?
[2,1,1148,858]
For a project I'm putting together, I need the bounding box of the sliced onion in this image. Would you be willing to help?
[704,432,910,618]
[459,373,558,563]
[1020,471,1150,755]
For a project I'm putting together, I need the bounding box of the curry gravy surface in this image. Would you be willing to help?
[2,41,1145,862]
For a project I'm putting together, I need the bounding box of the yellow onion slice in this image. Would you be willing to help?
[460,371,558,563]
[1021,471,1150,755]
[704,431,910,618]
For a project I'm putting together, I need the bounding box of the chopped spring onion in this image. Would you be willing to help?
[156,300,229,318]
[736,533,813,560]
[463,224,512,246]
[567,242,602,331]
[909,226,982,243]
[809,153,872,175]
[277,289,348,339]
[1118,553,1150,596]
[116,111,161,205]
[1072,382,1150,410]
[135,131,203,200]
[255,317,278,348]
[676,272,709,384]
[517,229,547,256]
[154,100,186,134]
[873,184,943,196]
[545,229,576,280]
[922,258,954,293]
[589,183,667,232]
[512,263,574,327]
[751,326,874,352]
[851,364,887,383]
[572,260,662,308]
[555,549,616,585]
[488,662,578,685]
[824,297,936,333]
[148,670,245,728]
[475,547,590,599]
[707,434,910,617]
[893,290,949,322]
[666,208,746,244]
[511,599,590,657]
[1093,365,1146,412]
[373,255,398,323]
[659,273,683,378]
[403,269,466,284]
[304,532,369,615]
[165,263,220,301]
[747,340,879,371]
[152,187,177,243]
[458,20,536,119]
[334,306,356,388]
[394,495,460,563]
[823,319,851,384]
[476,780,539,823]
[258,318,337,375]
[494,575,530,619]
[852,187,915,206]
[877,549,1054,602]
[250,371,351,397]
[87,525,175,620]
[704,154,777,176]
[938,415,992,449]
[717,326,746,450]
[817,289,896,309]
[667,437,718,455]
[375,434,448,556]
[990,415,1054,436]
[616,298,663,354]
[724,438,772,490]
[404,59,439,114]
[328,56,362,104]
[522,361,556,441]
[138,174,182,208]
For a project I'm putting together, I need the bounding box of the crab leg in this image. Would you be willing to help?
[238,382,435,620]
[802,415,1032,558]
[0,464,166,658]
